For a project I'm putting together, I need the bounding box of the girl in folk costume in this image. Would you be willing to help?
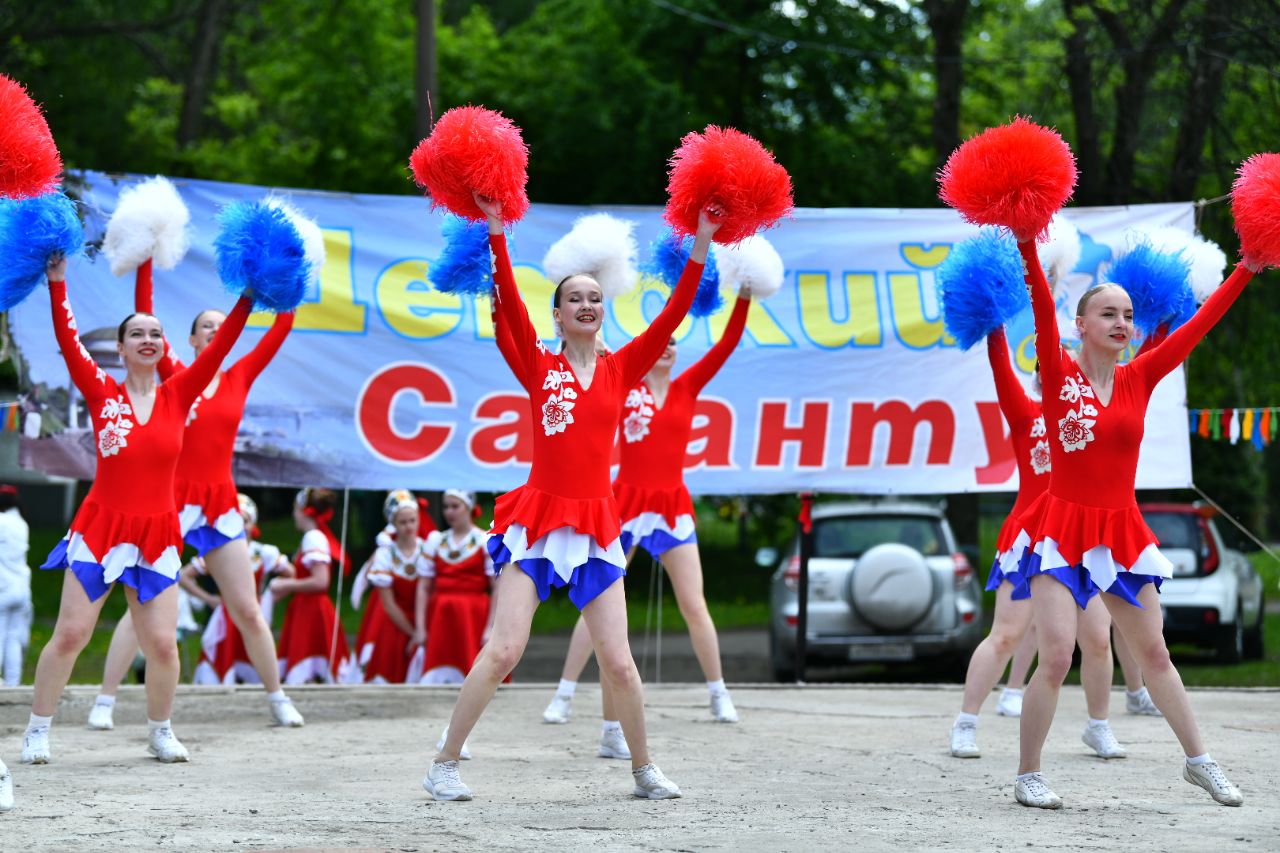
[355,492,430,684]
[423,195,720,802]
[544,286,752,743]
[417,489,495,685]
[25,255,252,764]
[272,488,350,684]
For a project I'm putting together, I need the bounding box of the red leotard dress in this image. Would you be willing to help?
[137,266,295,555]
[354,538,429,684]
[1014,242,1253,608]
[486,232,703,609]
[614,294,750,559]
[194,540,283,684]
[277,529,349,683]
[985,328,1050,592]
[419,527,493,684]
[40,279,251,602]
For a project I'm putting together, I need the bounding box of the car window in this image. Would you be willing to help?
[813,515,946,558]
[1142,511,1200,550]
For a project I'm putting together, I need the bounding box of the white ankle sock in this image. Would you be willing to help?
[955,712,978,727]
[602,720,622,734]
[707,679,727,695]
[1002,687,1022,696]
[148,718,171,733]
[267,690,287,703]
[1187,753,1213,765]
[1126,688,1145,698]
[94,694,116,708]
[1087,717,1109,728]
[27,713,52,732]
[1016,771,1040,782]
[557,679,577,697]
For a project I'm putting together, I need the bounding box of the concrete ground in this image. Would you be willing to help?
[1,680,1275,853]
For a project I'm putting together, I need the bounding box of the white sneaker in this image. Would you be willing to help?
[1014,773,1063,809]
[1081,722,1127,759]
[598,726,631,760]
[436,726,472,760]
[1183,760,1243,806]
[710,690,739,723]
[21,728,50,765]
[632,763,681,799]
[423,759,472,801]
[1126,687,1162,717]
[0,762,13,812]
[995,688,1023,717]
[543,693,572,724]
[950,721,980,758]
[147,726,190,763]
[269,697,305,728]
[87,702,115,731]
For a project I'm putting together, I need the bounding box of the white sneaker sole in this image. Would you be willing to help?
[633,786,682,800]
[599,746,631,760]
[1182,765,1244,807]
[1015,792,1063,809]
[147,746,190,764]
[422,777,473,801]
[87,720,113,731]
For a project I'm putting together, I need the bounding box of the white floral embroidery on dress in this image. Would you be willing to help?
[97,395,136,458]
[186,396,203,427]
[541,392,576,436]
[623,411,652,443]
[542,368,575,392]
[1030,439,1052,474]
[1030,415,1046,439]
[1057,373,1098,453]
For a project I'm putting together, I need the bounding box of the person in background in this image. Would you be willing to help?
[0,484,31,687]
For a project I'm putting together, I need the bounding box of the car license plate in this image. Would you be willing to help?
[848,644,913,662]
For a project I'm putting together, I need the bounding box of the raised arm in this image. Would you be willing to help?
[679,291,750,394]
[617,209,721,386]
[490,282,528,380]
[47,262,110,407]
[1132,263,1254,391]
[231,311,295,385]
[986,327,1037,424]
[133,258,185,380]
[475,193,538,388]
[165,296,253,409]
[1018,240,1063,389]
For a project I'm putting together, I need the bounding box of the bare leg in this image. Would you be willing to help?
[31,575,111,716]
[1017,575,1081,775]
[1112,624,1144,692]
[1076,596,1114,720]
[1102,584,1205,756]
[125,585,180,722]
[205,539,283,693]
[559,615,595,682]
[660,543,724,682]
[960,582,1033,714]
[1006,622,1038,690]
[98,609,140,698]
[581,577,650,769]
[436,568,540,761]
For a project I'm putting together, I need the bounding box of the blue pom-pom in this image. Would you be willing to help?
[935,230,1028,350]
[0,191,83,310]
[214,201,310,312]
[1105,243,1193,335]
[643,229,722,318]
[428,215,495,296]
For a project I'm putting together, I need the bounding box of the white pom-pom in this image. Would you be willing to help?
[1130,225,1227,303]
[265,196,326,279]
[717,234,785,299]
[102,175,190,276]
[542,213,639,298]
[1038,213,1081,281]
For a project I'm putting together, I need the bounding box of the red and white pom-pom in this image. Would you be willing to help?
[0,74,62,200]
[717,234,785,299]
[664,126,793,245]
[103,176,191,276]
[266,197,326,280]
[1038,213,1081,282]
[1232,153,1280,271]
[409,106,529,225]
[542,213,639,299]
[1130,225,1227,302]
[938,116,1077,243]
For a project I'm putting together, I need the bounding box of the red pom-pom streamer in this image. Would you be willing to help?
[409,106,529,225]
[664,126,793,245]
[0,74,62,200]
[1232,153,1280,271]
[938,116,1077,243]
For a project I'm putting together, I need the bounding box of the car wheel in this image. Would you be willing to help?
[1244,592,1266,661]
[1216,601,1245,664]
[769,624,797,683]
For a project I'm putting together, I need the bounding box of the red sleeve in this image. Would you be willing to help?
[490,284,527,381]
[489,233,538,389]
[48,279,110,407]
[1131,263,1253,392]
[134,259,185,380]
[1134,322,1169,358]
[679,294,750,394]
[987,328,1036,425]
[616,257,703,387]
[1019,240,1064,389]
[231,311,294,385]
[165,296,253,409]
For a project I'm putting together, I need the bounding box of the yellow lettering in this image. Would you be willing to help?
[707,288,793,345]
[1014,331,1037,373]
[901,244,950,269]
[375,259,463,339]
[889,272,952,349]
[799,271,881,348]
[250,227,366,332]
[513,264,558,341]
[611,276,695,342]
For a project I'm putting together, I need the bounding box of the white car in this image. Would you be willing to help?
[1140,503,1265,662]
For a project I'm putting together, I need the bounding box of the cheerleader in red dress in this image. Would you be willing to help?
[544,290,750,741]
[23,256,251,765]
[355,495,429,683]
[1012,241,1248,808]
[424,195,719,802]
[417,489,494,685]
[271,488,350,684]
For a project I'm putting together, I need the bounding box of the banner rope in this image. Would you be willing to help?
[1191,484,1280,567]
[327,487,351,678]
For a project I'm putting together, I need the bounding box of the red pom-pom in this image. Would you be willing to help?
[938,117,1077,242]
[1232,153,1280,271]
[664,126,793,245]
[0,74,62,200]
[409,106,529,225]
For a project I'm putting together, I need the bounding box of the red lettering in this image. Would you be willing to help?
[685,397,735,469]
[845,400,954,467]
[973,401,1016,485]
[753,399,830,469]
[468,392,533,467]
[355,362,455,465]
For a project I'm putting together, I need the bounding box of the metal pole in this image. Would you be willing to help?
[795,492,815,684]
[327,487,351,679]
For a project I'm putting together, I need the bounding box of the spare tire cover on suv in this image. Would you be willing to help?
[850,543,934,631]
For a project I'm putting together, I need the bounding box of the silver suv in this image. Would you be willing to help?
[766,501,983,681]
